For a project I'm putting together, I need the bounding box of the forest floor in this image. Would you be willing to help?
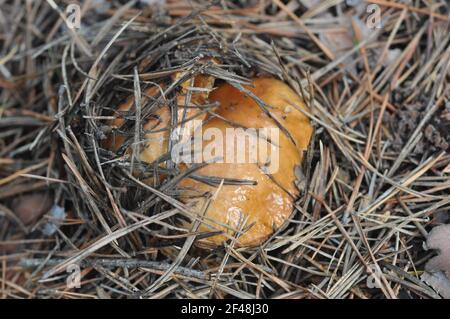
[0,0,449,299]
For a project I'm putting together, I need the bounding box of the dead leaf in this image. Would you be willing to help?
[319,25,356,73]
[11,192,53,225]
[318,17,374,74]
[425,224,450,273]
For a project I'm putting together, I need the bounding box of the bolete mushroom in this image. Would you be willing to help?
[105,69,215,164]
[178,77,313,247]
[107,75,312,247]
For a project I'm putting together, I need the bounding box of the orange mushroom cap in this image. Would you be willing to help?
[105,71,215,164]
[106,74,312,247]
[179,77,313,247]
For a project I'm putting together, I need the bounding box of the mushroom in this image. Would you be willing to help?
[105,67,216,164]
[106,75,312,247]
[178,77,313,247]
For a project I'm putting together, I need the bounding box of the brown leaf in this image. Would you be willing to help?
[425,224,450,273]
[11,192,53,225]
[318,17,373,74]
[319,26,355,73]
